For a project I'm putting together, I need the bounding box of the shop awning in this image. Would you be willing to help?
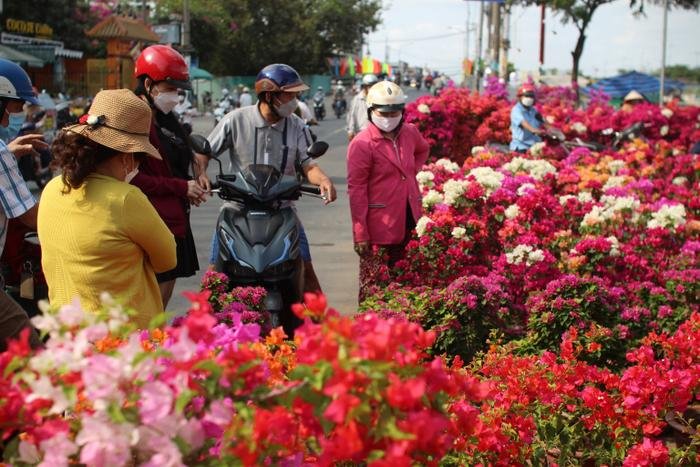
[16,45,83,63]
[0,44,44,67]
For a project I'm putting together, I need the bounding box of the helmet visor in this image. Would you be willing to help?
[165,77,192,90]
[280,81,309,92]
[371,103,405,112]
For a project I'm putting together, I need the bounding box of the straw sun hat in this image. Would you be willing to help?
[64,88,161,159]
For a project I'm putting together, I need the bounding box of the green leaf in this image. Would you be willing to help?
[175,389,197,414]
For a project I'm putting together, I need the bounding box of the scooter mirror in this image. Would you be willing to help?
[306,141,329,159]
[190,134,212,156]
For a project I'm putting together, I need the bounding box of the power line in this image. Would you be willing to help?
[371,31,465,44]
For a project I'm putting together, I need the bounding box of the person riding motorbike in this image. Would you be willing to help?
[0,58,44,351]
[333,80,347,117]
[346,74,379,141]
[239,86,253,107]
[132,44,209,308]
[174,90,194,135]
[206,64,337,293]
[510,84,544,153]
[312,86,326,120]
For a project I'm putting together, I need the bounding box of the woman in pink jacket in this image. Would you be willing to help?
[347,81,430,302]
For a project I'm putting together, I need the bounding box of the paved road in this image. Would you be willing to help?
[168,89,426,316]
[169,102,359,316]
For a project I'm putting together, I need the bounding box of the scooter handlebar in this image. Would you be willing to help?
[300,185,321,195]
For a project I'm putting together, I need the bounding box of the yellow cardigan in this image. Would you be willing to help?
[38,174,177,328]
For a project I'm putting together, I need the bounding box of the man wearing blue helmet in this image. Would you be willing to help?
[0,58,42,351]
[207,64,336,292]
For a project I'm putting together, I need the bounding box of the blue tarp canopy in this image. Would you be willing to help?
[584,71,684,99]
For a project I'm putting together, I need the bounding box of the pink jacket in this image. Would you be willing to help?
[347,122,430,245]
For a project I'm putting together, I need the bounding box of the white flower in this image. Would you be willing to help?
[471,145,485,155]
[442,179,468,205]
[502,157,556,181]
[451,226,467,239]
[661,108,673,118]
[672,176,687,186]
[607,235,621,256]
[572,122,588,134]
[559,195,576,205]
[529,142,546,157]
[607,159,625,175]
[435,158,460,173]
[417,103,431,114]
[468,166,504,195]
[603,175,626,191]
[545,115,555,124]
[415,216,433,237]
[86,114,99,126]
[577,192,594,203]
[505,204,520,219]
[647,204,686,230]
[422,189,443,208]
[581,206,608,228]
[660,125,669,136]
[416,170,435,188]
[601,195,640,212]
[505,244,546,266]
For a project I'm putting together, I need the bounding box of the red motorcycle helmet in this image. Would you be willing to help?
[134,45,191,90]
[517,84,535,97]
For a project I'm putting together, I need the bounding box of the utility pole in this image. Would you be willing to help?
[499,5,509,79]
[491,2,501,74]
[385,36,389,64]
[659,0,668,106]
[474,0,485,91]
[539,4,546,73]
[182,0,191,48]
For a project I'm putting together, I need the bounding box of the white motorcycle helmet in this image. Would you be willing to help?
[336,80,343,86]
[366,81,406,112]
[361,74,379,87]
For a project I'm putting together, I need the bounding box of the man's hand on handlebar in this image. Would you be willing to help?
[318,177,337,204]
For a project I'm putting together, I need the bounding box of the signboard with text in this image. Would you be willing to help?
[4,18,53,38]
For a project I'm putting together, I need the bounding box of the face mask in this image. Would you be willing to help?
[521,97,535,107]
[0,112,26,141]
[372,114,402,133]
[274,97,298,118]
[124,155,139,183]
[153,90,180,114]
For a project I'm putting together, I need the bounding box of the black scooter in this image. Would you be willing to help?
[313,95,326,121]
[190,135,328,337]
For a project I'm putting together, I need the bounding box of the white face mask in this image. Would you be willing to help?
[521,97,535,107]
[124,155,140,183]
[274,97,298,118]
[372,114,402,133]
[153,90,180,114]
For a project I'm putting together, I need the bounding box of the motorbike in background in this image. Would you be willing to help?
[313,94,326,121]
[190,135,328,338]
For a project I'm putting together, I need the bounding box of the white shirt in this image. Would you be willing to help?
[346,92,369,135]
[239,92,253,107]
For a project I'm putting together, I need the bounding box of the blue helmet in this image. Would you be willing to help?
[254,64,308,96]
[0,59,38,105]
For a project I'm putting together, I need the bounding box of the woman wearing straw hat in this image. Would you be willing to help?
[131,44,208,308]
[37,89,177,328]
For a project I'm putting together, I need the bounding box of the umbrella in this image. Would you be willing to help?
[190,66,214,80]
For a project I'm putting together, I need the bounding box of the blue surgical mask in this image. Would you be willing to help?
[0,112,26,142]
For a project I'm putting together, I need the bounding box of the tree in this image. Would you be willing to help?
[514,0,699,102]
[0,0,102,53]
[157,0,382,75]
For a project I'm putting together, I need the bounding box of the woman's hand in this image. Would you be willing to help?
[187,180,207,206]
[353,241,370,256]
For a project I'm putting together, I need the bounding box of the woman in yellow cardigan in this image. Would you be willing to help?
[38,89,176,328]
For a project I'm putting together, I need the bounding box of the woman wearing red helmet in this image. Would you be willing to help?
[510,84,545,153]
[131,44,209,308]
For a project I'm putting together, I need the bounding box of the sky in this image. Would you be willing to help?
[365,0,700,79]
